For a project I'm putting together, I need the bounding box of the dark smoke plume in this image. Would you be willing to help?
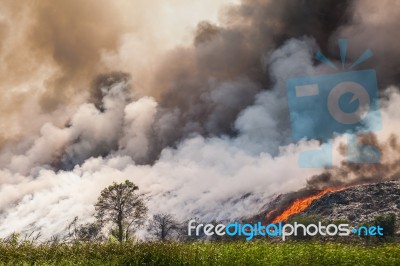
[307,133,400,190]
[1,0,400,239]
[133,0,355,162]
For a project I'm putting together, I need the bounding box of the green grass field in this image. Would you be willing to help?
[0,241,399,266]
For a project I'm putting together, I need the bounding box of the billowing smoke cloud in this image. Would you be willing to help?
[335,0,400,88]
[0,38,322,238]
[0,0,233,142]
[307,89,400,190]
[140,0,353,159]
[0,0,129,145]
[0,0,399,239]
[0,0,353,153]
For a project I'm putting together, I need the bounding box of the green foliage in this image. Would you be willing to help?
[373,213,396,240]
[95,180,147,243]
[358,214,396,244]
[0,241,400,265]
[148,213,178,241]
[76,222,102,242]
[287,215,322,241]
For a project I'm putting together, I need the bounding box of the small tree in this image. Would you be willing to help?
[95,180,147,242]
[65,217,103,242]
[148,213,178,241]
[287,214,322,241]
[175,217,203,242]
[374,213,396,240]
[77,222,103,242]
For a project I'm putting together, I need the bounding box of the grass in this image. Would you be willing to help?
[0,241,399,265]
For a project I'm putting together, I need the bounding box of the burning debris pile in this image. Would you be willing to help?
[271,187,342,223]
[303,180,400,223]
[0,0,400,239]
[255,130,400,226]
[260,180,400,225]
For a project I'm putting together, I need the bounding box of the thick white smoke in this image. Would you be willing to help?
[1,36,399,239]
[0,39,322,238]
[1,0,400,240]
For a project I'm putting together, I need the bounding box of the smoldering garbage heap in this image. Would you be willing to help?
[303,180,400,223]
[1,0,400,239]
[258,180,400,225]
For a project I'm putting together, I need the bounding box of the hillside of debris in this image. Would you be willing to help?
[301,181,400,224]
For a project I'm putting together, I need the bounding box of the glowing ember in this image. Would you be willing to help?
[272,188,341,223]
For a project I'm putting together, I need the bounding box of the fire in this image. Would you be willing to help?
[272,187,340,223]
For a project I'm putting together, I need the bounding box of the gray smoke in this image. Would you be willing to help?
[143,0,354,160]
[0,0,399,239]
[0,38,323,238]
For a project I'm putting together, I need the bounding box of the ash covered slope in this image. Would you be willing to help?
[303,181,400,224]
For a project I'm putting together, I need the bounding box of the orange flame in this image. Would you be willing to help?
[272,188,341,223]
